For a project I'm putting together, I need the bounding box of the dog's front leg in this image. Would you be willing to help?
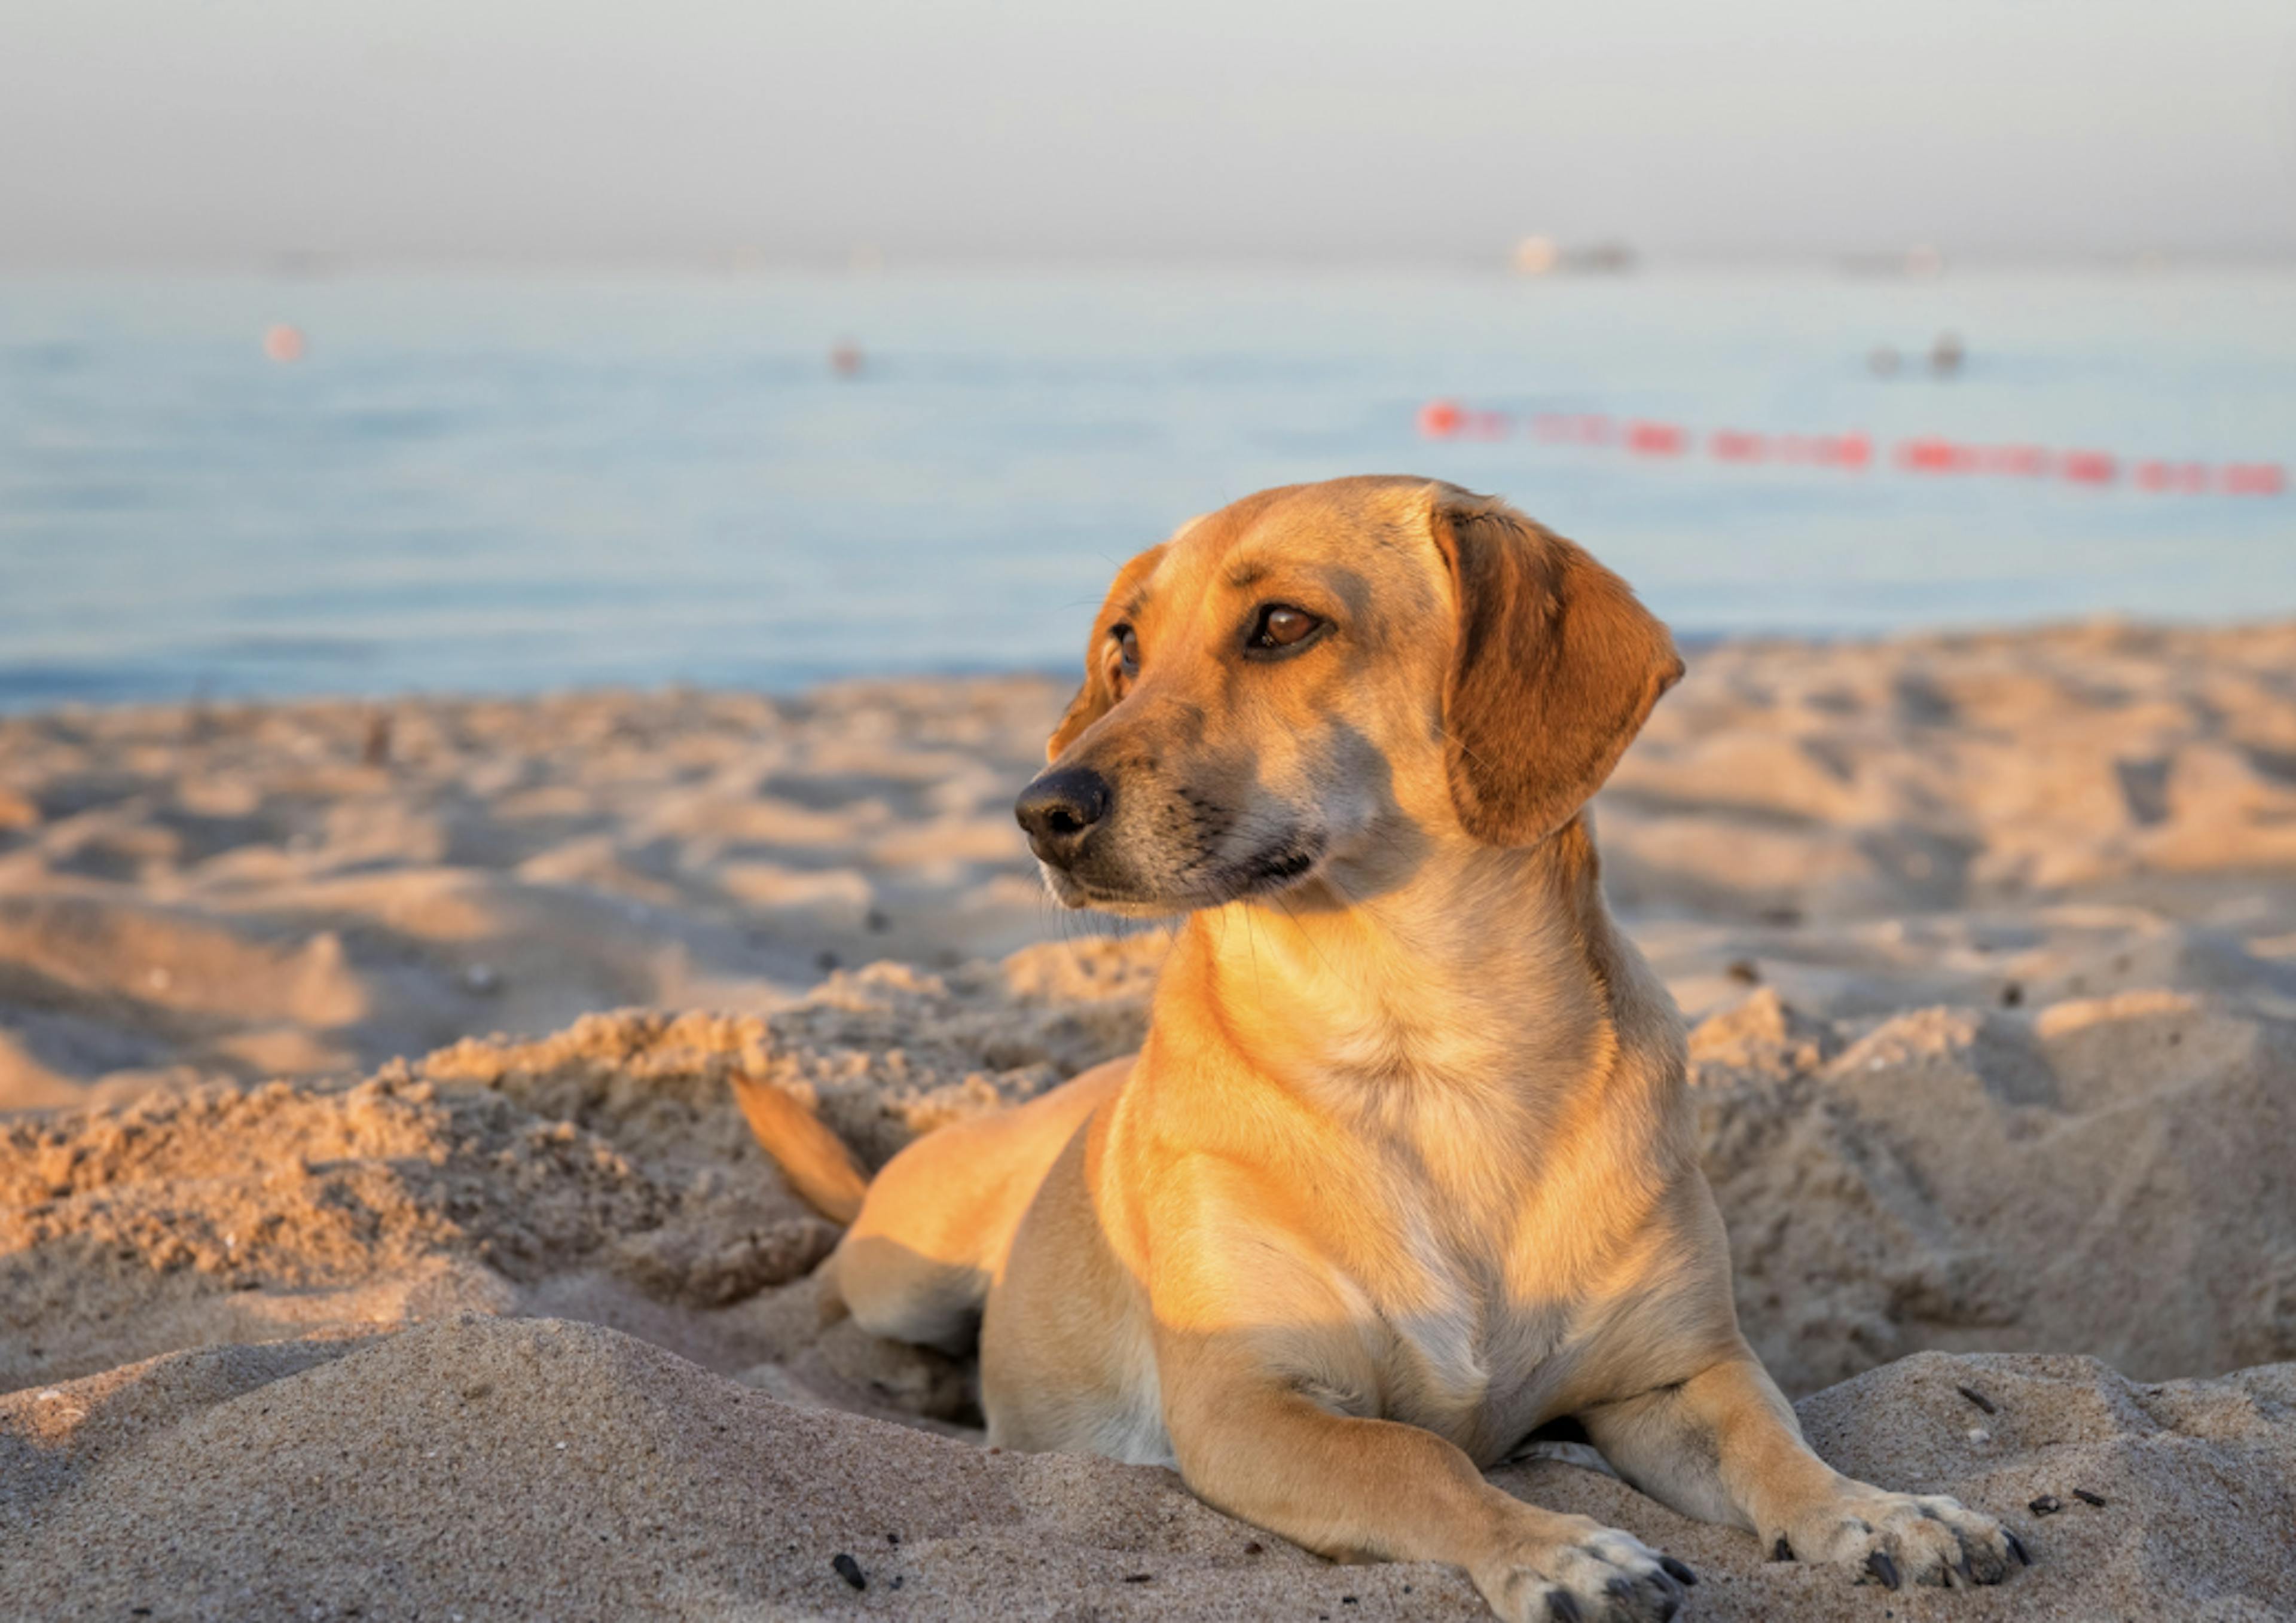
[1164,1375,1695,1622]
[1578,1353,2028,1591]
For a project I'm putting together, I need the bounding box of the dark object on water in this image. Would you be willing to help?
[1956,1384,1997,1414]
[831,1552,866,1590]
[2000,980,2024,1007]
[1931,331,1966,375]
[831,339,865,377]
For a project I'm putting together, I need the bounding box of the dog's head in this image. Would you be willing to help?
[1016,476,1682,913]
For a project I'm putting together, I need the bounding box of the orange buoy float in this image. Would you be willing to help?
[1417,399,1464,438]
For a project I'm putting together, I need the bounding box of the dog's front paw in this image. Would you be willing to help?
[1772,1486,2028,1590]
[1476,1519,1697,1622]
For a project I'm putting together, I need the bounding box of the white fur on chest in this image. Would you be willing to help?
[1361,1188,1577,1463]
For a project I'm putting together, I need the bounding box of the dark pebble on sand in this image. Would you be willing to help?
[1123,1573,1152,1584]
[832,1552,866,1590]
[1726,958,1761,985]
[2073,1488,2108,1506]
[1955,1384,1996,1414]
[1243,1541,1263,1555]
[2029,1494,2062,1515]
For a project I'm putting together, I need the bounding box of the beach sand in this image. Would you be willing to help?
[6,621,2296,1617]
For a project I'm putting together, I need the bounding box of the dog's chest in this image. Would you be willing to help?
[1364,1201,1577,1462]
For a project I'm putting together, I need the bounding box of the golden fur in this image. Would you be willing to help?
[738,477,2025,1621]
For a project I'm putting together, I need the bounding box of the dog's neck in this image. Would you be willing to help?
[1165,815,1655,1124]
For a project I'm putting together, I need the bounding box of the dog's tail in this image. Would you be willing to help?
[731,1074,869,1226]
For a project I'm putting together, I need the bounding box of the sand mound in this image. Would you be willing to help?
[8,926,2293,1411]
[0,940,1162,1395]
[1696,985,2296,1392]
[4,1315,2291,1621]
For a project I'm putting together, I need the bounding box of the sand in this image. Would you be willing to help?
[6,621,2296,1618]
[6,1318,2292,1622]
[0,678,1063,1111]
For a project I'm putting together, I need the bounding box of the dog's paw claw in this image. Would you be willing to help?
[1790,1487,2022,1591]
[1486,1523,1690,1622]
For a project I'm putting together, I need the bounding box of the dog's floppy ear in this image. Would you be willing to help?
[1427,489,1683,846]
[1046,543,1166,761]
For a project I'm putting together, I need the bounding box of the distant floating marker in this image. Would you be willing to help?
[1418,397,2276,496]
[2222,463,2286,497]
[263,324,307,363]
[831,339,865,377]
[1416,399,1464,438]
[1625,421,1686,457]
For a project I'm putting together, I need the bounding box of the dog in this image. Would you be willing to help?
[735,477,2026,1621]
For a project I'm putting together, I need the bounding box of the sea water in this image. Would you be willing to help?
[1,267,2290,708]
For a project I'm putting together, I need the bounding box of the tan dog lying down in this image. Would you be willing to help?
[737,477,2026,1621]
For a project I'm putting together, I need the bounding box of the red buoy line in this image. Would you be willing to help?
[1416,401,2284,496]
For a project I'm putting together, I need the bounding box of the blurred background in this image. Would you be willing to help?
[4,0,2292,708]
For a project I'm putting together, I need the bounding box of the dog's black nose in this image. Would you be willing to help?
[1015,767,1112,866]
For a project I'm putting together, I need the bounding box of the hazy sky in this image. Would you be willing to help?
[5,0,2293,265]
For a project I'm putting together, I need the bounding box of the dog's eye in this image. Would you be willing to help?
[1247,604,1323,653]
[1112,625,1141,679]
